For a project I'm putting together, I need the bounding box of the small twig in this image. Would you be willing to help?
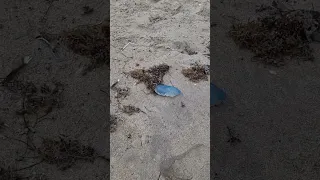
[36,36,62,61]
[222,14,240,22]
[227,126,241,144]
[36,37,54,50]
[1,62,27,85]
[119,51,133,59]
[144,106,154,112]
[111,79,119,89]
[100,89,108,94]
[16,142,32,161]
[13,160,44,172]
[17,155,40,160]
[121,42,135,51]
[22,96,34,133]
[3,135,35,150]
[40,2,54,23]
[82,6,94,15]
[33,111,51,128]
[97,155,110,162]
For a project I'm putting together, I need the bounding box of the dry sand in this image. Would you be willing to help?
[110,0,210,179]
[1,0,109,179]
[2,0,320,179]
[212,0,320,179]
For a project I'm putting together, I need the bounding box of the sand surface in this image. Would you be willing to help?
[1,0,109,179]
[212,0,320,179]
[110,0,210,179]
[2,0,320,179]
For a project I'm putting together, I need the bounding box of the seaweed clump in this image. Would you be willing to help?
[130,64,170,92]
[229,11,314,66]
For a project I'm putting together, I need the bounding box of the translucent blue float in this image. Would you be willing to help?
[211,82,226,105]
[155,84,182,97]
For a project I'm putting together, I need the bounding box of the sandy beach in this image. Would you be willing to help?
[1,0,109,179]
[1,0,320,179]
[110,0,210,179]
[212,0,320,179]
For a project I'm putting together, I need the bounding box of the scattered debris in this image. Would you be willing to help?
[82,6,94,15]
[204,42,210,58]
[1,56,32,86]
[115,88,130,99]
[149,15,166,24]
[130,64,170,92]
[6,80,64,116]
[111,79,119,89]
[203,65,210,75]
[227,126,241,144]
[211,82,226,106]
[0,120,7,132]
[0,166,22,180]
[184,47,197,55]
[110,115,119,133]
[37,137,105,170]
[5,80,33,94]
[155,84,181,97]
[211,23,217,27]
[229,10,316,66]
[60,22,109,70]
[36,32,59,44]
[2,135,108,174]
[121,42,135,51]
[255,4,273,13]
[173,41,197,55]
[110,81,130,99]
[0,162,49,179]
[36,36,57,52]
[182,64,209,82]
[23,56,32,64]
[24,81,64,115]
[122,105,141,115]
